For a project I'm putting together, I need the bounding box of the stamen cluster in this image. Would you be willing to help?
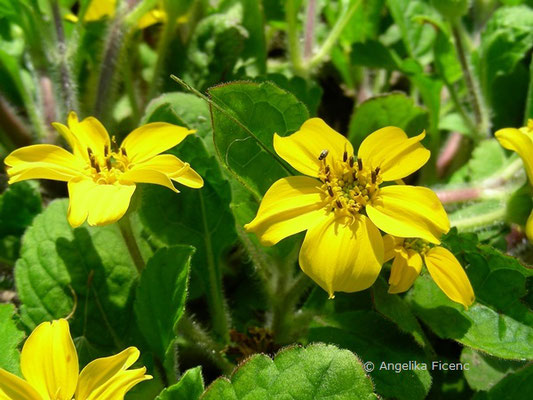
[86,137,129,184]
[403,238,432,254]
[317,149,382,216]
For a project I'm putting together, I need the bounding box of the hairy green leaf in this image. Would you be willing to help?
[156,367,205,400]
[348,93,429,148]
[201,343,377,400]
[0,303,25,375]
[209,81,308,198]
[309,311,432,400]
[15,200,150,361]
[135,246,194,361]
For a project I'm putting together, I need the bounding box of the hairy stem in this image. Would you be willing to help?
[93,19,127,120]
[303,0,316,60]
[451,22,488,138]
[117,214,145,274]
[0,95,33,147]
[286,0,305,76]
[50,0,78,115]
[310,0,362,69]
[178,314,234,375]
[148,16,178,100]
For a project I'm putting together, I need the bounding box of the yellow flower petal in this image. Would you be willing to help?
[67,112,111,158]
[526,209,533,243]
[120,169,179,193]
[127,154,204,189]
[273,118,354,177]
[76,347,142,400]
[84,369,151,400]
[367,185,450,244]
[20,319,78,400]
[0,369,42,400]
[121,123,195,164]
[357,127,430,181]
[84,0,117,21]
[244,176,327,246]
[423,246,475,309]
[138,9,166,29]
[495,127,533,185]
[5,144,84,184]
[67,178,136,227]
[299,214,384,298]
[388,249,422,294]
[383,234,403,262]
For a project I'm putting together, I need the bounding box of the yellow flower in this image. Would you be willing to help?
[0,319,151,400]
[495,119,533,241]
[245,118,449,297]
[384,235,475,308]
[4,112,203,227]
[67,0,188,29]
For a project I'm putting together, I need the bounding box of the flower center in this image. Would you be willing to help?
[85,137,129,185]
[317,149,382,216]
[403,238,431,254]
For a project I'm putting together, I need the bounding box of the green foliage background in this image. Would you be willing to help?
[0,0,532,399]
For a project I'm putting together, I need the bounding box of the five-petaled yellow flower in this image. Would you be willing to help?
[4,112,203,227]
[495,119,533,241]
[245,118,449,297]
[0,319,151,400]
[384,235,475,308]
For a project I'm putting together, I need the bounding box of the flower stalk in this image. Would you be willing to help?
[117,213,145,274]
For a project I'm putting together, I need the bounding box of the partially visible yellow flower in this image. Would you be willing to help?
[4,112,203,227]
[495,119,533,241]
[66,0,188,29]
[245,118,449,298]
[384,235,475,309]
[0,319,151,400]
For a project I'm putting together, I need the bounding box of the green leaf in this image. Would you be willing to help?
[351,40,401,71]
[156,367,205,400]
[479,5,533,128]
[348,92,430,148]
[219,0,267,73]
[406,230,533,360]
[0,303,25,375]
[15,200,150,361]
[142,92,213,154]
[0,181,42,264]
[309,311,432,400]
[201,343,377,400]
[460,347,527,391]
[372,277,434,355]
[434,29,462,84]
[209,81,309,198]
[139,136,236,342]
[184,5,247,90]
[255,74,323,116]
[134,246,194,361]
[471,363,533,400]
[385,0,438,63]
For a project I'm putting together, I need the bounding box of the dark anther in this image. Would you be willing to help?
[94,162,100,173]
[121,147,127,157]
[349,156,354,168]
[327,185,334,196]
[371,171,377,184]
[375,166,380,175]
[343,151,348,162]
[106,158,112,170]
[357,158,363,170]
[104,145,109,157]
[318,149,329,160]
[336,200,343,208]
[325,165,330,175]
